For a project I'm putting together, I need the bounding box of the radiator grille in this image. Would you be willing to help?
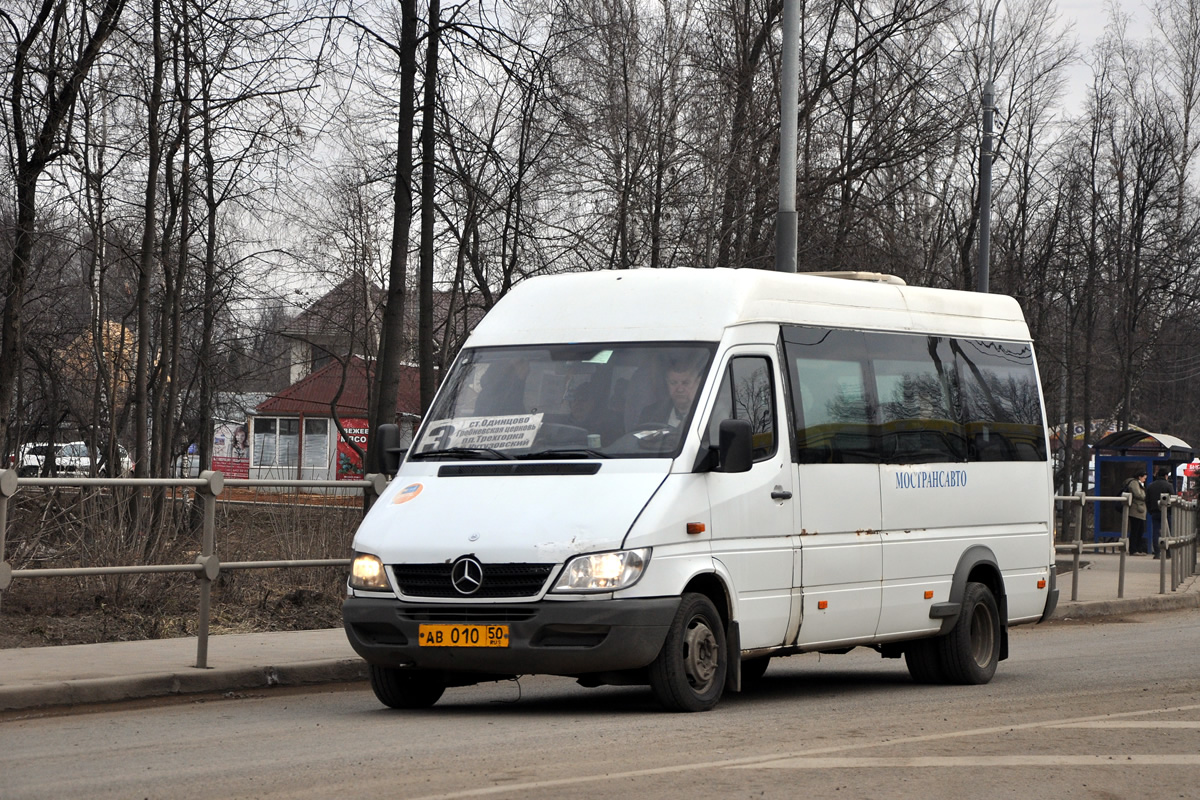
[391,563,555,598]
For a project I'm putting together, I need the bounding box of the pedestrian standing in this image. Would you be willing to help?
[1145,468,1174,559]
[1124,470,1148,555]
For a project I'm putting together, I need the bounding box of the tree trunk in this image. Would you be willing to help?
[0,0,127,455]
[419,0,442,413]
[367,0,420,472]
[134,0,165,478]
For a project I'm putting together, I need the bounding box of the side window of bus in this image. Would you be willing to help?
[706,356,777,461]
[954,339,1047,462]
[783,328,878,464]
[784,327,1046,465]
[867,333,967,464]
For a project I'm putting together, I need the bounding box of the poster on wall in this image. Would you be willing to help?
[337,418,369,480]
[212,421,250,479]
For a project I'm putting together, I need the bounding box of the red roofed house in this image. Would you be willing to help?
[222,275,481,480]
[248,357,421,480]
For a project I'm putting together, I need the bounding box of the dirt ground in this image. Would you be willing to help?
[0,580,345,649]
[0,487,357,649]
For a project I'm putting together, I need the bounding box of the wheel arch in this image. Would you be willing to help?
[683,571,733,627]
[935,545,1010,660]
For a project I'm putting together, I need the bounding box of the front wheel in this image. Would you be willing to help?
[936,581,1000,685]
[904,637,945,684]
[740,655,771,686]
[649,593,727,712]
[368,665,445,709]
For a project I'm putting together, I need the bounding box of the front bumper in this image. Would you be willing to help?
[343,595,680,676]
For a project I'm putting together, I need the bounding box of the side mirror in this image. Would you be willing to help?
[375,424,405,476]
[717,419,753,474]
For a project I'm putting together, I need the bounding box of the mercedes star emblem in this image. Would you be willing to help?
[450,556,484,595]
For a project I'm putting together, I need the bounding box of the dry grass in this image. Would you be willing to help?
[0,486,361,648]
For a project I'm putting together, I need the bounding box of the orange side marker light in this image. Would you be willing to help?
[1037,579,1047,589]
[924,590,934,600]
[817,600,828,610]
[686,522,705,535]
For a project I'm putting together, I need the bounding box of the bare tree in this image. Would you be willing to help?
[1,0,128,456]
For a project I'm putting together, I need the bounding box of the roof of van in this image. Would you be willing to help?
[467,268,1032,346]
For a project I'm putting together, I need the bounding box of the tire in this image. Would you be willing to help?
[649,593,727,712]
[936,581,1000,685]
[368,665,445,709]
[904,637,946,684]
[740,656,771,686]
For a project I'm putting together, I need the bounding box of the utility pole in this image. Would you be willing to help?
[977,3,1000,293]
[776,0,800,273]
[977,76,995,293]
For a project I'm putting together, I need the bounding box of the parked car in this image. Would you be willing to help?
[15,441,133,477]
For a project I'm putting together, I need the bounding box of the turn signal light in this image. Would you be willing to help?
[686,523,706,535]
[817,600,828,610]
[924,590,934,599]
[1037,579,1047,589]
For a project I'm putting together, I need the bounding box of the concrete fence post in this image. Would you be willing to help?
[1159,496,1170,594]
[1070,492,1086,601]
[364,473,387,512]
[0,469,17,613]
[194,470,225,669]
[1117,493,1130,599]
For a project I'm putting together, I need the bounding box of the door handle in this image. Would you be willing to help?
[771,488,793,500]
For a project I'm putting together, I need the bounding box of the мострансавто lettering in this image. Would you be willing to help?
[895,469,968,490]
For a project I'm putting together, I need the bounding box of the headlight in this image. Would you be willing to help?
[349,553,391,591]
[553,548,650,593]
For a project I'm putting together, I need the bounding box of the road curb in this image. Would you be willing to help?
[0,658,368,712]
[1051,590,1200,620]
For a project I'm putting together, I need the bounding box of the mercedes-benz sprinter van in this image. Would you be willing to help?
[343,268,1058,711]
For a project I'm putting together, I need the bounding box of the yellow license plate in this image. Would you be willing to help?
[418,624,509,647]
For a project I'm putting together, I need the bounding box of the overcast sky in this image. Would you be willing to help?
[1053,0,1153,115]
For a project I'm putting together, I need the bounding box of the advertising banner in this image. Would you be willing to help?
[337,418,369,480]
[212,422,250,479]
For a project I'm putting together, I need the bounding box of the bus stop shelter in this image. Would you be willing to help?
[1092,430,1195,540]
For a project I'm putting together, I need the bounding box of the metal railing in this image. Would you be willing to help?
[1054,491,1199,601]
[1055,491,1130,601]
[0,469,386,669]
[1158,495,1199,593]
[5,469,1197,669]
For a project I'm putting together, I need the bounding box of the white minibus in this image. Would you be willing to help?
[343,268,1058,711]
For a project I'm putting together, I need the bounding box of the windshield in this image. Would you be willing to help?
[410,343,716,460]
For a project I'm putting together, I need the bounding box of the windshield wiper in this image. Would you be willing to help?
[520,448,610,460]
[408,447,514,461]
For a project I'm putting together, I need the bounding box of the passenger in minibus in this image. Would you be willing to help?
[566,382,620,445]
[476,359,530,416]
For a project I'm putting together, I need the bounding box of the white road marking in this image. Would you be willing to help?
[410,703,1200,800]
[736,755,1200,769]
[1051,721,1200,729]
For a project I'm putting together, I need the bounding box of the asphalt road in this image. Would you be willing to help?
[3,609,1200,799]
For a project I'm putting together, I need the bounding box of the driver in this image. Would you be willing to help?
[640,354,705,427]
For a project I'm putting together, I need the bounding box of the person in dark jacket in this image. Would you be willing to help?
[1145,468,1175,558]
[639,354,705,428]
[1124,470,1148,555]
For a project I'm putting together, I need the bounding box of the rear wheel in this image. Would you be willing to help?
[649,593,727,712]
[904,638,945,684]
[936,582,1000,685]
[368,665,445,709]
